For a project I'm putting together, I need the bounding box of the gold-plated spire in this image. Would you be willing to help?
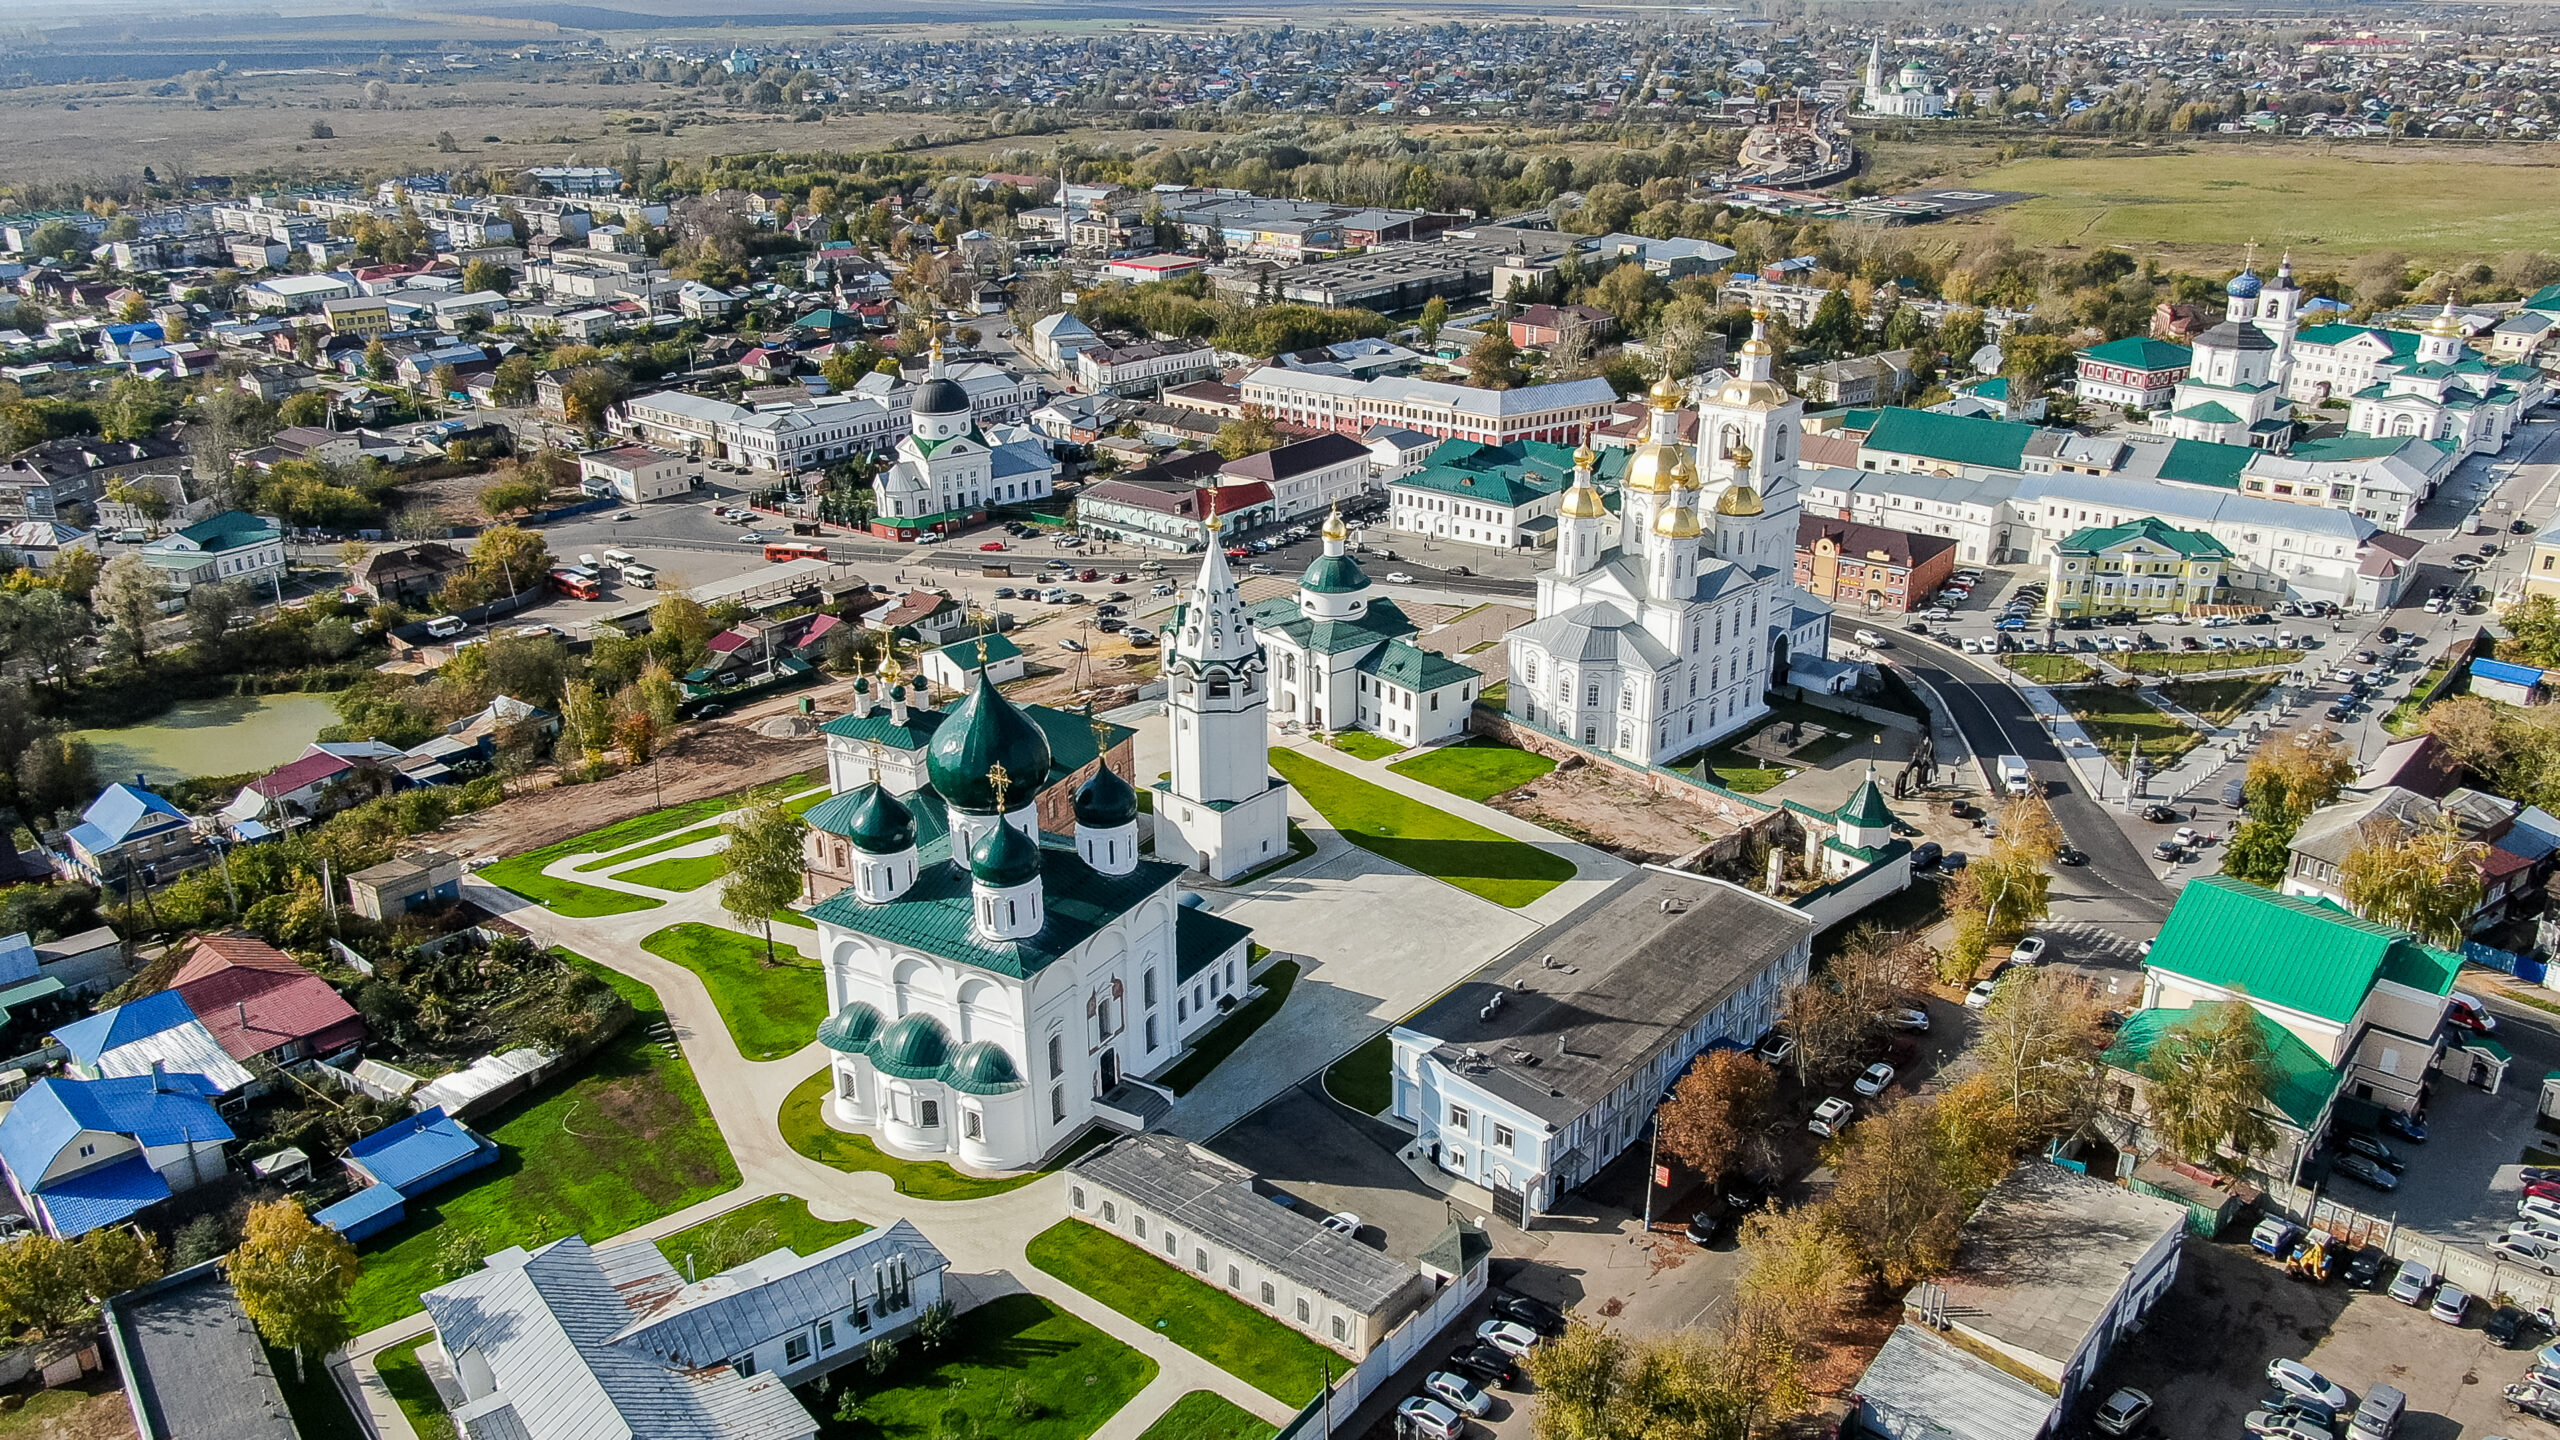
[1202,484,1224,534]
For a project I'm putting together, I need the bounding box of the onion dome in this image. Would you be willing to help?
[945,1040,1026,1095]
[1654,503,1703,538]
[1299,549,1370,595]
[1321,507,1348,543]
[1621,439,1685,494]
[1716,482,1765,517]
[1075,762,1140,829]
[817,1001,884,1054]
[927,669,1053,813]
[1647,374,1685,409]
[2226,268,2262,299]
[1559,480,1610,519]
[841,784,916,855]
[969,816,1044,889]
[871,1013,952,1080]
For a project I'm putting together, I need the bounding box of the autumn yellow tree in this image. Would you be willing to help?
[1655,1049,1776,1185]
[2342,813,2484,946]
[229,1200,360,1382]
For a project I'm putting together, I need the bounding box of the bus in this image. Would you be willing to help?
[621,564,658,589]
[764,541,829,563]
[549,567,602,600]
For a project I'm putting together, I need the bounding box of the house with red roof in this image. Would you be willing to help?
[218,749,359,839]
[170,935,364,1069]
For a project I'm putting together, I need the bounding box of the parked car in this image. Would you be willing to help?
[2343,1245,2389,1288]
[1808,1097,1856,1136]
[2243,1412,2330,1440]
[2448,991,2499,1032]
[1320,1212,1361,1238]
[2508,1380,2560,1423]
[2008,935,2048,964]
[2153,839,2188,862]
[2387,1260,2437,1305]
[2265,1359,2351,1411]
[2490,1305,2552,1348]
[1878,1007,1931,1033]
[2432,1284,2472,1325]
[1911,842,1943,871]
[2251,1218,2303,1257]
[1853,1062,1897,1097]
[2091,1388,2153,1437]
[2338,1132,2401,1171]
[1964,976,2003,1009]
[1422,1372,1492,1418]
[2379,1109,2428,1142]
[1385,572,1417,584]
[1684,1210,1729,1246]
[1397,1395,1466,1440]
[2521,1196,2560,1230]
[2140,804,2182,823]
[1489,1292,1564,1337]
[2257,1390,2341,1431]
[2525,1166,2560,1185]
[2334,1152,2398,1190]
[1444,1343,1517,1389]
[1476,1320,1539,1358]
[2492,1236,2560,1275]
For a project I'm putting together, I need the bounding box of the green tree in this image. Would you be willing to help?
[229,1199,360,1383]
[1654,1048,1775,1184]
[1464,330,1528,390]
[722,800,810,966]
[490,353,539,408]
[277,391,332,428]
[2223,725,2358,884]
[2136,1001,2279,1167]
[462,258,511,296]
[1800,287,1861,357]
[2341,814,2484,945]
[2001,332,2079,394]
[2500,593,2560,668]
[100,375,177,441]
[648,590,715,671]
[364,338,393,383]
[441,526,552,610]
[1417,295,1448,350]
[560,680,615,764]
[0,1226,165,1340]
[92,551,160,665]
[1824,1097,1977,1288]
[1213,405,1281,460]
[186,580,246,652]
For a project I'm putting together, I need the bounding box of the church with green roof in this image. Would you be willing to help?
[796,628,1255,1172]
[1248,509,1485,745]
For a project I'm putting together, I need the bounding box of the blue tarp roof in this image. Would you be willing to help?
[343,1107,488,1194]
[2473,658,2549,688]
[54,990,197,1066]
[33,1153,171,1236]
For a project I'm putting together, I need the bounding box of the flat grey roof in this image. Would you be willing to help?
[1400,869,1814,1126]
[107,1264,298,1440]
[1932,1161,2187,1368]
[1070,1132,1424,1316]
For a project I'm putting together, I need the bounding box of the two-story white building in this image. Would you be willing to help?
[1388,868,1813,1226]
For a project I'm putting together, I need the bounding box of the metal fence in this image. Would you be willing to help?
[2263,1180,2560,1310]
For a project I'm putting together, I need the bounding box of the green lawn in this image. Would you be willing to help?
[641,923,827,1060]
[1321,1032,1392,1115]
[481,768,826,916]
[2159,675,2276,726]
[344,959,741,1331]
[618,850,729,891]
[1134,1391,1276,1440]
[1025,1220,1338,1405]
[656,1194,870,1270]
[1159,960,1299,1095]
[1387,739,1556,803]
[807,1293,1155,1440]
[2057,687,2203,774]
[2120,647,2304,676]
[779,1069,1105,1200]
[375,1337,456,1440]
[478,851,667,918]
[1269,749,1572,907]
[1331,731,1406,761]
[2001,652,2098,685]
[573,821,720,872]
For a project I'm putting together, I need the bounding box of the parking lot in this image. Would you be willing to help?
[2103,1237,2560,1440]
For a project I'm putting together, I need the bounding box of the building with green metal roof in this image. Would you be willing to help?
[1385,438,1629,552]
[2045,516,2230,617]
[1248,517,1483,745]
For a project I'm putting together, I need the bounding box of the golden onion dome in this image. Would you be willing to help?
[1716,482,1765,517]
[2428,308,2462,339]
[1647,374,1685,409]
[1653,503,1702,538]
[1667,447,1696,486]
[1559,481,1610,519]
[1622,440,1687,493]
[1320,507,1348,542]
[1571,441,1598,471]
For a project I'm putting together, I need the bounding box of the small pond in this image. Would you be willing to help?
[74,692,344,786]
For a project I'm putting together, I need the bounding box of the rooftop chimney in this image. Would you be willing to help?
[149,1059,167,1092]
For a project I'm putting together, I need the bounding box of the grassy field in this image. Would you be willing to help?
[2122,647,2304,676]
[1321,1032,1393,1116]
[480,769,823,916]
[1331,731,1406,761]
[1269,749,1573,907]
[1159,960,1299,1096]
[1387,739,1556,803]
[1025,1220,1338,1405]
[807,1293,1155,1440]
[640,922,826,1060]
[656,1194,869,1270]
[375,1338,456,1440]
[2057,687,2203,773]
[344,960,740,1331]
[617,851,729,891]
[778,1069,1107,1199]
[573,822,719,872]
[2160,675,2277,725]
[1926,144,2560,266]
[2002,653,2099,686]
[1133,1392,1276,1440]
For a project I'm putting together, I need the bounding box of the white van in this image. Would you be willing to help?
[1998,754,2033,796]
[602,549,637,569]
[425,615,467,639]
[622,565,658,589]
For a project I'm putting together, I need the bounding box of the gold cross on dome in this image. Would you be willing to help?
[988,762,1011,811]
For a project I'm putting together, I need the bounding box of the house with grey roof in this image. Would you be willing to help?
[1388,867,1814,1226]
[1852,1162,2185,1440]
[419,1220,949,1440]
[102,1262,298,1440]
[1067,1132,1436,1358]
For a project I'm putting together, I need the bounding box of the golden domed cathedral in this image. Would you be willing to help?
[1501,305,1837,766]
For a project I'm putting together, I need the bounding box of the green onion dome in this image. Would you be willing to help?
[841,783,916,855]
[1074,762,1139,830]
[969,817,1044,889]
[1299,551,1370,595]
[927,669,1054,814]
[871,1012,953,1080]
[817,1001,884,1054]
[945,1040,1025,1095]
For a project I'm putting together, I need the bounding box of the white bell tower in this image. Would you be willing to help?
[1156,499,1293,881]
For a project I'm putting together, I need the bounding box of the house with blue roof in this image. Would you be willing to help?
[56,989,257,1096]
[313,1107,498,1241]
[62,782,207,887]
[2469,656,2550,708]
[0,1072,232,1236]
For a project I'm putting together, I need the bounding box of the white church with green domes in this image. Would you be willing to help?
[1248,509,1486,747]
[795,625,1258,1170]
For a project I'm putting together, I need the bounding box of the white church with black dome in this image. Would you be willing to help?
[797,631,1260,1172]
[872,338,1055,529]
